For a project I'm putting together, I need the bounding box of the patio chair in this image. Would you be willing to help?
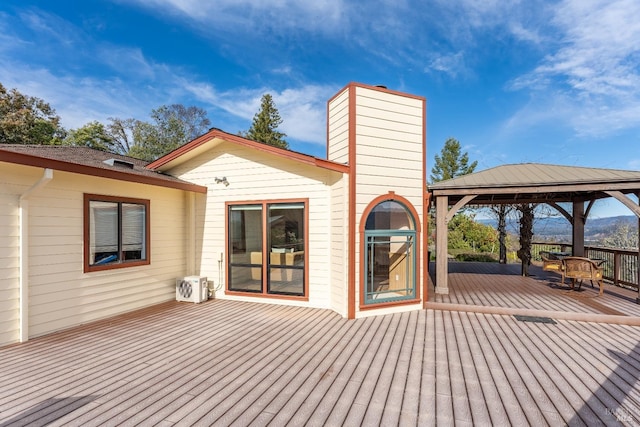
[540,251,564,284]
[561,257,604,295]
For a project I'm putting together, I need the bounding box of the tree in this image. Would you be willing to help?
[64,121,115,152]
[430,137,478,183]
[0,82,66,144]
[517,203,535,276]
[129,104,211,161]
[242,94,288,149]
[128,119,167,161]
[448,213,498,253]
[153,104,211,142]
[603,221,639,249]
[108,104,211,161]
[489,204,515,264]
[106,117,138,155]
[429,137,479,258]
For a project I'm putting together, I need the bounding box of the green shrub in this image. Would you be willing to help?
[454,253,498,262]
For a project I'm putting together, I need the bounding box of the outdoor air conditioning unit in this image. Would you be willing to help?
[176,276,208,303]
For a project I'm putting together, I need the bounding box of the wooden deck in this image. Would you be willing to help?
[429,262,640,324]
[1,264,640,426]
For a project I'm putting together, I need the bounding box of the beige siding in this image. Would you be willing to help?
[352,86,426,317]
[327,88,350,164]
[0,163,47,345]
[0,166,21,345]
[168,143,344,310]
[329,176,348,316]
[0,163,189,346]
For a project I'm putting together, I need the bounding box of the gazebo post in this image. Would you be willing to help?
[435,195,449,294]
[572,200,585,257]
[637,192,640,304]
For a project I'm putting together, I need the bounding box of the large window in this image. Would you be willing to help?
[228,201,306,298]
[363,200,416,305]
[84,194,149,272]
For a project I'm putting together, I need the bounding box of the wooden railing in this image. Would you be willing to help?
[531,242,639,289]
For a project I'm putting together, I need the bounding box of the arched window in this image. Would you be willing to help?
[363,200,416,304]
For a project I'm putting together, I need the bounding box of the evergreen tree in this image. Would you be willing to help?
[429,137,479,257]
[242,94,288,149]
[430,137,477,183]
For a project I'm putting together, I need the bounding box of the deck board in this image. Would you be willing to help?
[1,267,640,426]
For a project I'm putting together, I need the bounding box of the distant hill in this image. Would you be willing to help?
[478,215,638,242]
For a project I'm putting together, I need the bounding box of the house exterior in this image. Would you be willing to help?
[0,82,428,347]
[0,146,207,347]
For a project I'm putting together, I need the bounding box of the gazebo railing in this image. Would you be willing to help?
[532,242,639,289]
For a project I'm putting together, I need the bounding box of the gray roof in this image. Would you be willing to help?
[429,163,640,189]
[0,144,207,193]
[428,163,640,205]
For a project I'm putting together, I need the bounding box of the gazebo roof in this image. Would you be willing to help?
[428,163,640,205]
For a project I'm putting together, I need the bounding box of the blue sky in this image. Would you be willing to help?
[2,0,640,217]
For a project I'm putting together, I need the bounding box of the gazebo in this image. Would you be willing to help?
[428,163,640,303]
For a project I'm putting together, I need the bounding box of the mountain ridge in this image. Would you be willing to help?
[478,215,638,240]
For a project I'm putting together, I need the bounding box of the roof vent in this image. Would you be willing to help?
[104,158,135,169]
[375,85,387,89]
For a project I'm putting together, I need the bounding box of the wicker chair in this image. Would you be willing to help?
[540,251,564,283]
[561,257,604,295]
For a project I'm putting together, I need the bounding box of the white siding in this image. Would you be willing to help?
[327,88,350,164]
[0,163,190,346]
[352,86,426,317]
[168,143,344,310]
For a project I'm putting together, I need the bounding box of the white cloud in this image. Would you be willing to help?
[123,0,347,34]
[1,4,336,146]
[182,82,336,145]
[504,0,640,138]
[276,86,336,144]
[97,46,157,80]
[426,52,468,78]
[18,8,84,46]
[0,63,159,128]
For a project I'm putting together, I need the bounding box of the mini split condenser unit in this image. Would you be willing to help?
[176,276,208,303]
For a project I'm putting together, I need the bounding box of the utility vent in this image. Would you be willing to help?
[514,315,557,324]
[103,158,135,169]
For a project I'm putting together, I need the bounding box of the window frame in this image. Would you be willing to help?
[363,229,416,305]
[84,194,150,272]
[359,196,422,310]
[226,199,309,300]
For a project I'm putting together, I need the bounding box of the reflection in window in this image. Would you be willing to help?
[228,202,306,297]
[86,196,148,270]
[268,203,304,296]
[228,205,263,293]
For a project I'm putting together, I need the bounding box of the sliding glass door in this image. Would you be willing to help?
[228,201,306,297]
[228,205,263,292]
[268,203,305,296]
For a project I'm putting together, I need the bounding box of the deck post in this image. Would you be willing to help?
[572,200,585,257]
[435,195,449,294]
[637,192,640,304]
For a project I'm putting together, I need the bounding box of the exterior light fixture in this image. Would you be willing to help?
[215,177,229,187]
